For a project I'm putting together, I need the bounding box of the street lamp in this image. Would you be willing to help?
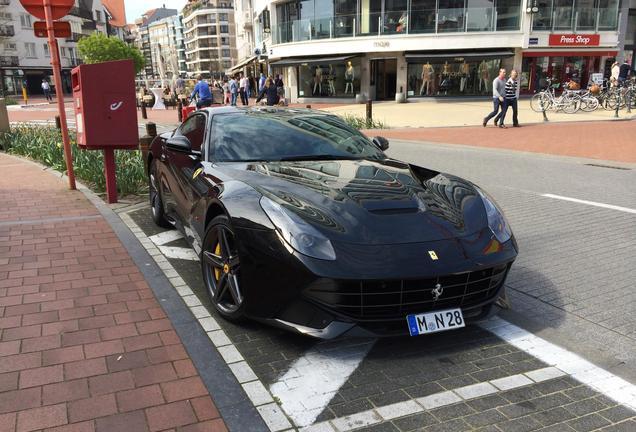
[526,0,539,14]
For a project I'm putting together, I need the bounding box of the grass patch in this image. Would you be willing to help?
[340,113,388,130]
[2,97,18,106]
[0,124,146,196]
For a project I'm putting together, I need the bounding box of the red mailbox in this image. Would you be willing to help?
[71,59,138,149]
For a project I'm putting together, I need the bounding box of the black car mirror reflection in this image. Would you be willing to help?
[373,136,390,151]
[166,135,192,153]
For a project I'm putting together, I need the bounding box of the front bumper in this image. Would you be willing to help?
[234,226,517,339]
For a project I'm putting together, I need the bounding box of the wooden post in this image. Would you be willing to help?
[366,100,373,126]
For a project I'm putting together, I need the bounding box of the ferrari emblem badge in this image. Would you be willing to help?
[431,283,443,301]
[192,168,203,180]
[428,250,438,260]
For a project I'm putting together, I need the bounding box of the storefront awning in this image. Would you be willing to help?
[228,55,258,72]
[405,51,514,62]
[269,55,353,66]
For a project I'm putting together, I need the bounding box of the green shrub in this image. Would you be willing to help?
[0,125,146,196]
[340,113,388,130]
[2,97,18,106]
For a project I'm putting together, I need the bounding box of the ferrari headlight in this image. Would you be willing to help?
[477,188,512,244]
[260,196,336,261]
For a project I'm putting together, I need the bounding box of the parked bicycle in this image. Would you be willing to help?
[530,78,579,114]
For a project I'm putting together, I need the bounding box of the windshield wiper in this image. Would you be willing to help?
[277,154,362,161]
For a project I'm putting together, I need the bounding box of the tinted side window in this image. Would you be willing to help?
[179,114,206,152]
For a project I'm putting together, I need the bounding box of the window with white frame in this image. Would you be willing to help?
[61,47,67,57]
[43,43,50,57]
[4,42,17,51]
[20,14,32,28]
[95,10,102,22]
[25,42,37,57]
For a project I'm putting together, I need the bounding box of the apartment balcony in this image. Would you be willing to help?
[65,32,84,42]
[0,56,19,67]
[68,6,93,21]
[82,20,97,31]
[0,0,10,5]
[0,26,15,37]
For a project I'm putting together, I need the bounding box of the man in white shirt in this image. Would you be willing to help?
[239,73,249,106]
[41,79,52,102]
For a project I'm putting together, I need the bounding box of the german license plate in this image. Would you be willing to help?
[406,308,465,336]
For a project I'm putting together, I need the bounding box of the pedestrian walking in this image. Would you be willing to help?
[239,73,249,105]
[222,79,230,105]
[482,68,507,127]
[618,60,632,85]
[258,73,266,93]
[275,74,285,102]
[610,61,620,87]
[190,74,213,109]
[256,77,279,106]
[229,75,238,106]
[498,70,520,128]
[41,79,52,102]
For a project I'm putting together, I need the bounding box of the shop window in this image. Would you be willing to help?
[410,0,436,33]
[297,57,360,98]
[407,57,508,97]
[496,0,521,31]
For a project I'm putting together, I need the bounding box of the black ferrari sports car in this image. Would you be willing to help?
[148,106,517,338]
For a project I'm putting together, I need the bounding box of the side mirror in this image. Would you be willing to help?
[166,135,192,152]
[372,136,389,151]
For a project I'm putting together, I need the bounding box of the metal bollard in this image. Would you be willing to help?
[139,122,157,174]
[141,100,148,120]
[306,105,311,109]
[177,100,183,122]
[614,91,620,118]
[540,96,548,122]
[366,100,373,126]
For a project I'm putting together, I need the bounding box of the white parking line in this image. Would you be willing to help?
[269,340,376,427]
[482,317,636,411]
[542,193,636,214]
[148,230,185,246]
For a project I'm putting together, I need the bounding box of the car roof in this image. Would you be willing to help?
[200,106,329,118]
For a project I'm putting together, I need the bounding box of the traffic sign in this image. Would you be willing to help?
[19,0,74,20]
[33,21,71,38]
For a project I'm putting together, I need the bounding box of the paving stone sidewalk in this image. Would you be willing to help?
[0,153,227,432]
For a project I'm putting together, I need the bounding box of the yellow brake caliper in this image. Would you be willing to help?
[214,243,221,281]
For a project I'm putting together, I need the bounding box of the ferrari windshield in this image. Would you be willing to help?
[210,112,385,162]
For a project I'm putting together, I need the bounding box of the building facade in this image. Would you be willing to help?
[240,0,627,102]
[1,0,111,97]
[133,7,179,79]
[148,15,187,80]
[182,0,238,78]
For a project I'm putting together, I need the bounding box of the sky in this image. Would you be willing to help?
[124,0,187,24]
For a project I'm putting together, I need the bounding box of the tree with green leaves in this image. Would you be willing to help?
[77,33,144,74]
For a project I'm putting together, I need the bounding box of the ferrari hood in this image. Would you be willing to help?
[223,159,488,245]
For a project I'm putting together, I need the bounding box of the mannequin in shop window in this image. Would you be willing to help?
[344,61,355,94]
[479,60,490,92]
[439,61,452,95]
[313,65,323,95]
[420,62,434,96]
[327,64,336,96]
[460,61,470,92]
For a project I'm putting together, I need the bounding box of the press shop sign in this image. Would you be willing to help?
[549,34,600,46]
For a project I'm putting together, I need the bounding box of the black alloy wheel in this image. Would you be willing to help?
[149,161,172,228]
[202,215,245,320]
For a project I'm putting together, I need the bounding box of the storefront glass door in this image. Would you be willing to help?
[372,59,397,100]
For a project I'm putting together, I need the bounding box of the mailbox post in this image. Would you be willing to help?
[71,59,139,203]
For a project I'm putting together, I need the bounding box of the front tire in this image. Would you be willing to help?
[201,215,245,321]
[149,160,172,228]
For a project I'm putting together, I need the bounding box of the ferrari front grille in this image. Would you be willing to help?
[306,264,510,321]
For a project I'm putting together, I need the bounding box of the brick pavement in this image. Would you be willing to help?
[366,120,636,164]
[0,153,227,432]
